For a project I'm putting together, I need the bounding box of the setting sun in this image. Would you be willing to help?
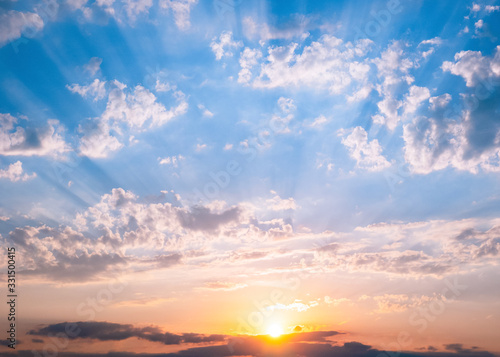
[267,324,284,338]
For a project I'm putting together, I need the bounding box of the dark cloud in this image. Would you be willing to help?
[177,206,240,231]
[10,340,499,357]
[28,321,226,346]
[20,253,127,282]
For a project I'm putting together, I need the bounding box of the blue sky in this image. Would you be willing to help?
[1,0,500,355]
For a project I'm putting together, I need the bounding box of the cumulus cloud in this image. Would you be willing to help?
[429,93,452,110]
[78,80,187,158]
[0,10,44,46]
[403,102,500,174]
[0,161,36,182]
[442,47,500,87]
[404,85,431,115]
[78,121,123,158]
[210,31,242,60]
[266,191,299,211]
[246,36,373,93]
[67,79,107,101]
[0,114,69,157]
[341,126,391,171]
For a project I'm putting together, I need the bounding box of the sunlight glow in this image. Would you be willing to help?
[267,324,284,338]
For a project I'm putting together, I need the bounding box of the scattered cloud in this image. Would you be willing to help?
[0,161,36,182]
[341,126,391,171]
[0,10,44,46]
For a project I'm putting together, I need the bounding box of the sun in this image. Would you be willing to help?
[267,323,284,338]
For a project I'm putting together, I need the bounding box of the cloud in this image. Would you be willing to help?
[158,155,185,167]
[211,31,242,60]
[77,80,187,158]
[442,47,500,87]
[429,93,452,110]
[29,321,226,345]
[485,5,500,12]
[122,0,153,22]
[403,92,500,174]
[101,81,188,128]
[0,10,44,46]
[268,299,319,312]
[404,85,431,115]
[159,0,198,30]
[0,114,69,157]
[84,57,103,76]
[177,205,240,231]
[419,37,443,46]
[244,35,373,93]
[266,192,299,211]
[242,16,310,41]
[315,218,500,277]
[341,126,391,171]
[202,281,247,291]
[238,47,263,84]
[197,104,214,118]
[67,79,107,101]
[0,161,36,182]
[78,121,123,158]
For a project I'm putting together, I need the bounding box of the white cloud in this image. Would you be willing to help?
[0,10,44,46]
[102,81,188,128]
[372,96,402,130]
[475,19,484,29]
[0,114,69,157]
[403,112,500,174]
[195,143,207,152]
[122,0,153,22]
[77,79,188,158]
[305,115,328,128]
[277,97,296,113]
[418,37,443,46]
[268,300,319,312]
[403,85,431,115]
[158,155,185,167]
[159,0,198,30]
[67,79,107,101]
[84,57,102,76]
[471,3,481,12]
[79,121,123,158]
[485,5,500,12]
[67,0,88,10]
[266,191,299,211]
[341,126,391,171]
[210,31,242,60]
[197,104,214,118]
[442,46,500,87]
[155,79,174,92]
[243,35,373,93]
[347,85,373,102]
[223,143,233,151]
[0,161,36,182]
[238,47,262,84]
[429,93,452,110]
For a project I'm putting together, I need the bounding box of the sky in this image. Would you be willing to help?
[0,0,500,356]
